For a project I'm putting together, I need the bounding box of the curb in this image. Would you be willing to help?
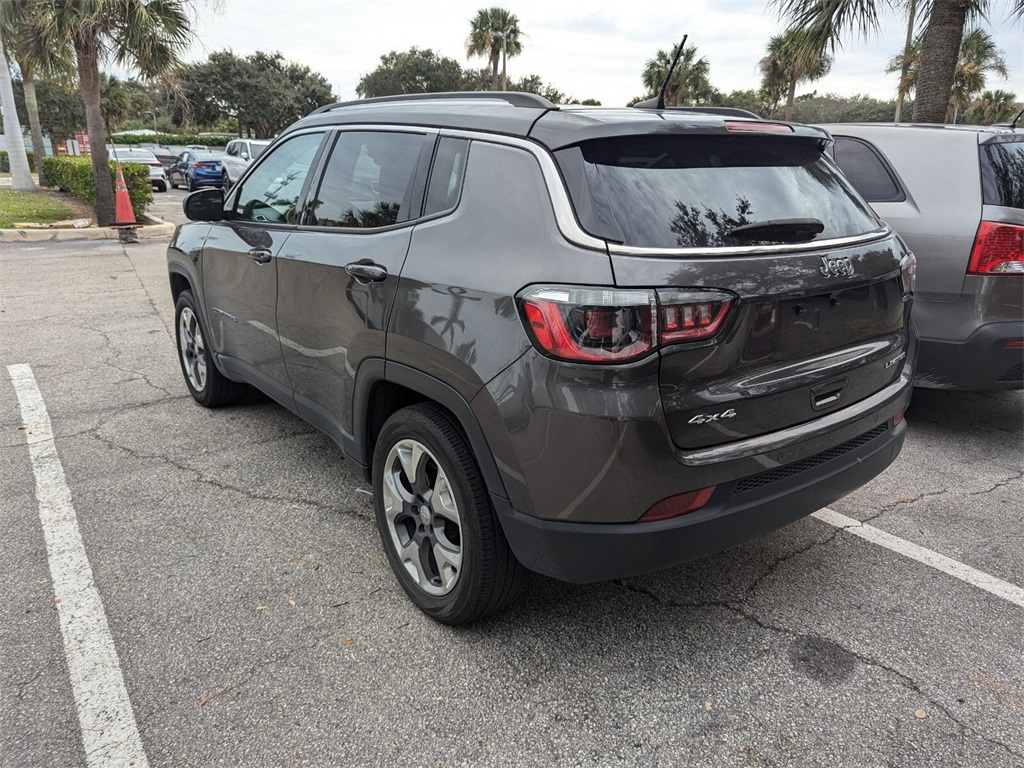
[0,215,175,243]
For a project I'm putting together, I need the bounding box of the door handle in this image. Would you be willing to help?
[345,260,388,283]
[249,248,272,264]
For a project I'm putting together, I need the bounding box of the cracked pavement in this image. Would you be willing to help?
[1,191,1022,766]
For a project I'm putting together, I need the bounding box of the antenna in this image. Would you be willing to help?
[632,35,688,110]
[1011,108,1024,131]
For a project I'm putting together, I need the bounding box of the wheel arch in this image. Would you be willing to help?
[350,359,510,502]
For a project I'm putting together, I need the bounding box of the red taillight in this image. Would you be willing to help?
[968,222,1024,274]
[659,290,732,343]
[900,252,917,296]
[520,287,655,363]
[1005,340,1024,348]
[725,121,793,133]
[519,286,734,363]
[639,486,717,522]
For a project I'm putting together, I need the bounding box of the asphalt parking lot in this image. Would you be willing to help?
[1,189,1022,767]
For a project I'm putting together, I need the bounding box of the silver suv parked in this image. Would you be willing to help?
[168,93,917,623]
[221,138,271,188]
[819,123,1023,389]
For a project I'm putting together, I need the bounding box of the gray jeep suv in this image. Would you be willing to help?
[819,123,1023,390]
[168,93,917,623]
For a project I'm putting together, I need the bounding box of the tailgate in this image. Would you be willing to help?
[611,238,912,450]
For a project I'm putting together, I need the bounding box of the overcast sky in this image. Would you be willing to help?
[181,0,1022,107]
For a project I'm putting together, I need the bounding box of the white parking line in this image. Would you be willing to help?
[813,507,1024,609]
[7,364,149,768]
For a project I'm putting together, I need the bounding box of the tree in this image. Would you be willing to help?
[788,91,901,122]
[0,35,34,190]
[14,0,193,225]
[466,7,523,91]
[771,0,1020,124]
[13,76,84,146]
[640,43,716,106]
[1,1,74,185]
[177,50,333,137]
[962,88,1020,124]
[357,48,467,98]
[508,74,567,104]
[759,29,833,120]
[717,89,775,117]
[887,27,1009,122]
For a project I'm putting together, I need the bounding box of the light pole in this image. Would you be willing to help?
[143,110,157,136]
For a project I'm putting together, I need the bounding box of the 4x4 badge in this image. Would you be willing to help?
[819,255,855,278]
[689,409,738,425]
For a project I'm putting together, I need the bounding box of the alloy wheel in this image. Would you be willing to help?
[381,438,463,596]
[178,306,207,392]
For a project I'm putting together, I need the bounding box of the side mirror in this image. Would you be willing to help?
[183,188,225,222]
[241,152,249,161]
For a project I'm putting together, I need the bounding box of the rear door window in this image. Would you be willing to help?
[832,136,905,203]
[981,139,1024,209]
[307,131,429,228]
[556,135,880,249]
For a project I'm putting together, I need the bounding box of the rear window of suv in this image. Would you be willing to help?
[980,139,1024,209]
[556,135,880,249]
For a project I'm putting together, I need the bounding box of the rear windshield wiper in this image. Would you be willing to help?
[728,218,824,242]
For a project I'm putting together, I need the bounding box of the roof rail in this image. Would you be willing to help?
[668,106,764,119]
[310,91,558,115]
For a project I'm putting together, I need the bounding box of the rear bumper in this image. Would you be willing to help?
[495,417,906,583]
[917,321,1024,390]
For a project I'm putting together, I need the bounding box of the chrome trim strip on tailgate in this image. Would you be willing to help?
[679,368,911,467]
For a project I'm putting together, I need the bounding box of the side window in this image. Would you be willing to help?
[833,137,904,203]
[424,138,470,216]
[233,132,323,225]
[308,131,428,228]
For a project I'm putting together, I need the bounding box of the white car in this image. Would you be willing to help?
[108,147,168,192]
[221,139,271,188]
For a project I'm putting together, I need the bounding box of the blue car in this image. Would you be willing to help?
[169,150,225,191]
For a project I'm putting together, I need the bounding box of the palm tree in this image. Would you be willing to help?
[12,0,192,225]
[759,29,833,120]
[0,35,35,191]
[963,88,1020,123]
[641,44,715,107]
[1,4,74,185]
[771,0,1020,124]
[466,7,523,91]
[886,27,1008,122]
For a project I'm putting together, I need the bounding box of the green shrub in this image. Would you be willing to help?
[0,150,37,173]
[112,132,235,148]
[40,156,153,221]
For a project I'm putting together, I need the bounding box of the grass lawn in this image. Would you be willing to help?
[0,187,77,228]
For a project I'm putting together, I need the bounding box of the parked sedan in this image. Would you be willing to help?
[221,138,271,188]
[140,144,177,175]
[818,123,1023,390]
[107,147,168,192]
[169,150,225,191]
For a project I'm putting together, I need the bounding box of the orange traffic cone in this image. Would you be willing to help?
[114,165,136,225]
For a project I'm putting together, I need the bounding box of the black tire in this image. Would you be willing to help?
[170,175,179,190]
[156,182,167,193]
[173,290,246,407]
[373,403,525,624]
[187,177,197,192]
